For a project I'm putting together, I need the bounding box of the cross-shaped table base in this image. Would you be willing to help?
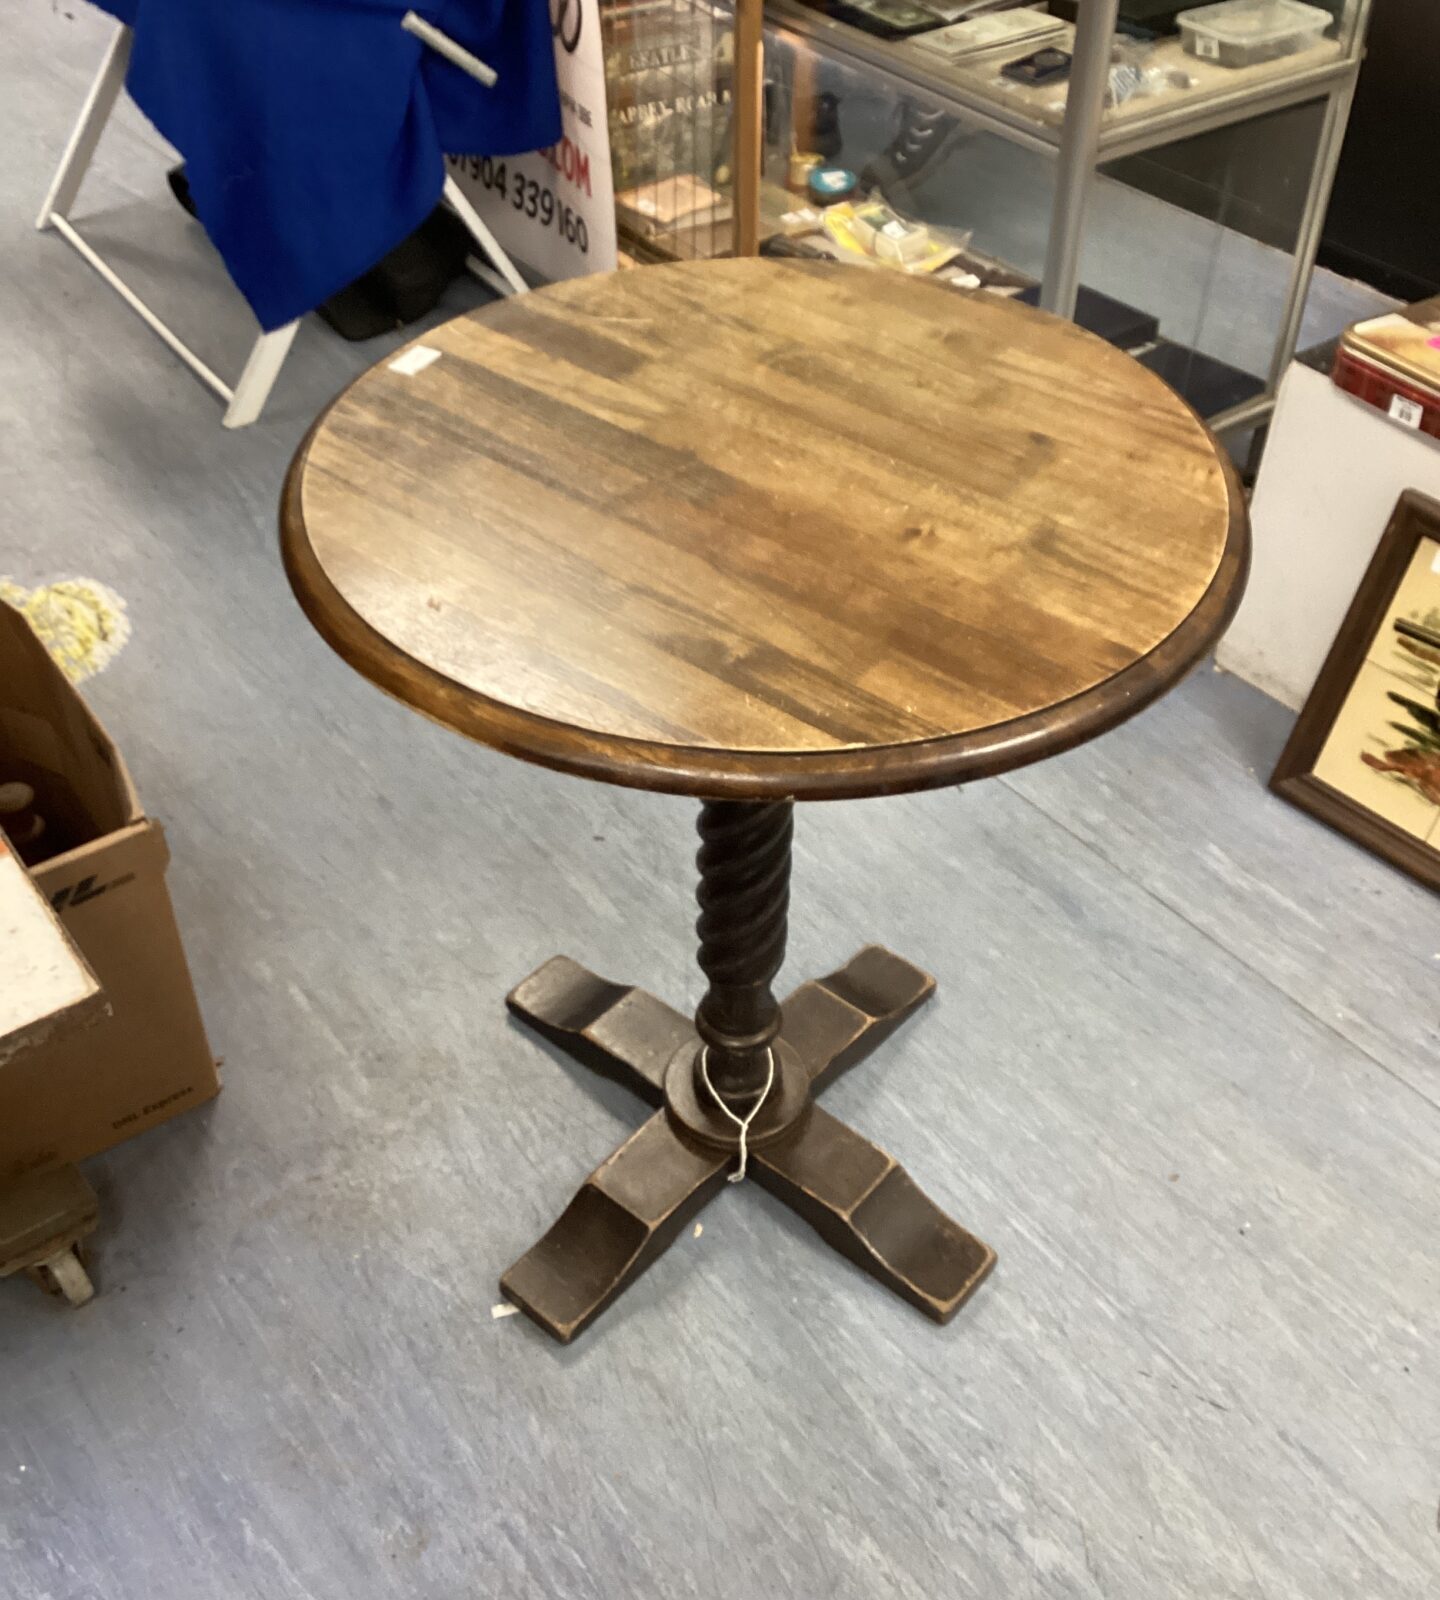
[501,942,995,1343]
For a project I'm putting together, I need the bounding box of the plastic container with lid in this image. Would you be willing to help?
[1177,0,1331,67]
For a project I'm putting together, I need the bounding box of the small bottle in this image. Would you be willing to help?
[787,150,823,195]
[0,781,47,866]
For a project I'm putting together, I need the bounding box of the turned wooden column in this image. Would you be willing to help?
[693,800,793,1106]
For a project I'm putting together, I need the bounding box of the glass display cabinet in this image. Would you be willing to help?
[758,0,1374,428]
[602,0,740,264]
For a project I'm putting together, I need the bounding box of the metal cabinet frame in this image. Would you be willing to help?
[766,0,1371,431]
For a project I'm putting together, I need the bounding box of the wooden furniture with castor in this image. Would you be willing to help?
[0,1166,100,1307]
[282,258,1249,1343]
[0,838,104,1309]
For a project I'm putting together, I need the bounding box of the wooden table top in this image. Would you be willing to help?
[283,259,1248,800]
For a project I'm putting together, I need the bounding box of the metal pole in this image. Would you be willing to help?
[36,25,133,230]
[49,216,235,402]
[442,173,528,295]
[1265,79,1357,391]
[1208,392,1277,436]
[223,322,301,428]
[400,11,498,88]
[1039,0,1120,318]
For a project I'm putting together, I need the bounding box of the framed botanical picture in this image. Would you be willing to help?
[1271,490,1440,891]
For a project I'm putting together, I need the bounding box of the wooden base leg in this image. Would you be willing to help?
[755,1105,995,1323]
[503,941,994,1342]
[506,955,695,1106]
[781,945,936,1091]
[500,1112,729,1342]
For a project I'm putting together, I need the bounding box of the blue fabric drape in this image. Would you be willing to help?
[92,0,560,329]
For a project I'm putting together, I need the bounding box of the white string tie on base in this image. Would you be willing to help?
[699,1047,776,1183]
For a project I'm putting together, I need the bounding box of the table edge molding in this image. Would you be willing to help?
[280,404,1249,801]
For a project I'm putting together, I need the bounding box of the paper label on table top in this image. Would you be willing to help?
[389,346,442,377]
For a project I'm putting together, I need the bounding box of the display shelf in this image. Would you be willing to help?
[768,1,1360,159]
[763,0,1371,429]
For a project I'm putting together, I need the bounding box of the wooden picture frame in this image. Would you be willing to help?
[1271,490,1440,891]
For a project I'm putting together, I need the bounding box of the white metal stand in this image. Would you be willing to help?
[37,19,527,428]
[1039,0,1120,320]
[443,172,529,297]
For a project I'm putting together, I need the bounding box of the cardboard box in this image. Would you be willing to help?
[0,602,219,1183]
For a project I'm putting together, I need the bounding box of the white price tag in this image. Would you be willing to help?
[1194,34,1220,60]
[388,345,441,377]
[1388,393,1424,430]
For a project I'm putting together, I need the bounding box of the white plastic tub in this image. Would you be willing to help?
[1177,0,1332,67]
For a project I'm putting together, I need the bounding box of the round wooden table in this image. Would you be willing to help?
[282,258,1249,1343]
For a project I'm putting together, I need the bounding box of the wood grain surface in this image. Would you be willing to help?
[283,258,1248,798]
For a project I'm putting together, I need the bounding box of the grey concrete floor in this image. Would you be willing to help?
[3,8,1438,1600]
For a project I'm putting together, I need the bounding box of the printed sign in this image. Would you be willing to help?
[447,0,616,281]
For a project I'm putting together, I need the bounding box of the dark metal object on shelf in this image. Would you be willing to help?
[825,0,951,39]
[759,233,836,258]
[1019,282,1159,349]
[1137,338,1267,418]
[1047,0,1186,33]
